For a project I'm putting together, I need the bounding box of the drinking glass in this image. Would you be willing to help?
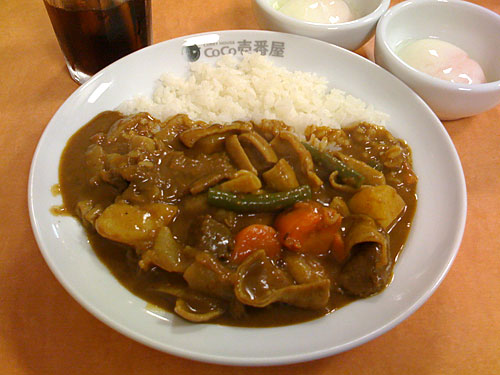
[44,0,152,84]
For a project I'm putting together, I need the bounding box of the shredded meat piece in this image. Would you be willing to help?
[180,122,253,148]
[271,132,323,189]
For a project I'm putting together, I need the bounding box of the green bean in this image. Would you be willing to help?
[301,142,364,189]
[207,185,312,212]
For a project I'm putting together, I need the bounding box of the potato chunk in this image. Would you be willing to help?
[141,203,178,224]
[218,170,262,193]
[141,227,191,272]
[348,185,406,230]
[95,203,174,246]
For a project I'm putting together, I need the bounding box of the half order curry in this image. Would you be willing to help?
[58,111,417,327]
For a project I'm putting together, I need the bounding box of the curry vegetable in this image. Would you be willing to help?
[207,185,312,212]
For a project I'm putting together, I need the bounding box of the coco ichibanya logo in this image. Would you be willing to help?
[183,40,286,62]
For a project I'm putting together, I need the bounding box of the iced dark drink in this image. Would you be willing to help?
[44,0,152,84]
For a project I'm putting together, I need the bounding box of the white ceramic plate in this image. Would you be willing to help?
[28,30,466,366]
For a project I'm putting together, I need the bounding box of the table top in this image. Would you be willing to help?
[1,0,499,373]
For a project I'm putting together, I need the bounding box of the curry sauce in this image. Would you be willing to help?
[58,111,417,327]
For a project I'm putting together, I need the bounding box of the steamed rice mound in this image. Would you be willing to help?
[118,53,388,134]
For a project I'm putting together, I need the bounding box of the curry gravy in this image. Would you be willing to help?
[58,111,417,327]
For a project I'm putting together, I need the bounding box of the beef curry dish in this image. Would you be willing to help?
[59,111,417,326]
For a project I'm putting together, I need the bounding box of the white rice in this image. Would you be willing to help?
[118,53,389,134]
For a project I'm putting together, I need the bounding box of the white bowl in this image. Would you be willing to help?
[252,0,390,51]
[375,0,500,121]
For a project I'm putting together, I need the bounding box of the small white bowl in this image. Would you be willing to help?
[374,0,500,121]
[252,0,390,51]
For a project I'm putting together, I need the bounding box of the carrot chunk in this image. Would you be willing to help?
[274,202,345,260]
[232,224,281,263]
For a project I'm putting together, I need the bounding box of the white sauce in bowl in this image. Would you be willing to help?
[273,0,354,24]
[397,38,486,84]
